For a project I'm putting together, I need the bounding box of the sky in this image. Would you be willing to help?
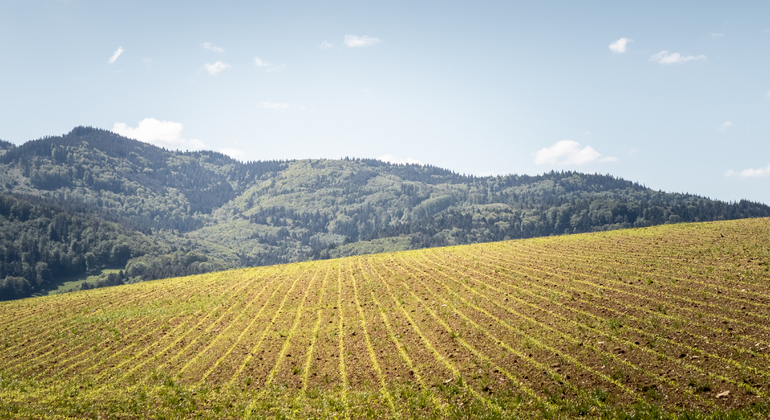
[1,1,769,204]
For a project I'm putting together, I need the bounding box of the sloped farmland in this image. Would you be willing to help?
[1,218,769,419]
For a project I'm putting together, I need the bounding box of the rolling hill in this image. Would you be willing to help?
[1,126,769,300]
[1,218,768,418]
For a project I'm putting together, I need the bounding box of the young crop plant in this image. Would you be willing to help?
[422,247,739,407]
[350,259,397,416]
[2,219,770,418]
[193,268,300,385]
[372,258,507,416]
[230,266,309,388]
[257,267,325,394]
[394,254,639,404]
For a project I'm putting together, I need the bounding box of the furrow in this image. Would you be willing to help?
[105,270,264,386]
[350,258,397,417]
[446,247,769,399]
[227,263,308,386]
[380,255,554,409]
[180,268,290,382]
[336,262,350,420]
[151,267,293,380]
[0,284,171,365]
[417,250,718,409]
[509,243,770,327]
[476,246,770,370]
[300,264,332,393]
[364,264,450,417]
[370,256,504,416]
[259,265,324,389]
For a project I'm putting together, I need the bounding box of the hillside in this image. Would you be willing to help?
[1,218,769,418]
[1,126,769,300]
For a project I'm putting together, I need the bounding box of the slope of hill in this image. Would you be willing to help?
[1,126,769,300]
[0,194,236,300]
[1,219,768,418]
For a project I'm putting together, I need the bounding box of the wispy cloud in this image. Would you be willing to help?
[535,140,617,166]
[726,163,770,177]
[108,46,124,64]
[343,34,381,48]
[710,33,724,38]
[650,51,706,64]
[142,57,153,66]
[319,40,334,49]
[258,102,290,110]
[204,61,231,75]
[202,42,225,53]
[112,118,205,150]
[608,37,632,53]
[219,148,245,159]
[766,91,770,98]
[719,121,733,132]
[254,57,272,67]
[377,154,423,165]
[254,57,285,72]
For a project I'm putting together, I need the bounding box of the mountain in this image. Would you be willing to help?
[1,126,768,300]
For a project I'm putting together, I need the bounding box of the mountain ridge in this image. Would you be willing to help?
[0,126,768,300]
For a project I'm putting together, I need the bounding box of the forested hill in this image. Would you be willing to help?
[1,126,768,300]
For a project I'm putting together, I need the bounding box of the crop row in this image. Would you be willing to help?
[1,218,769,418]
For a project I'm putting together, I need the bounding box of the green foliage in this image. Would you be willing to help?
[1,126,769,300]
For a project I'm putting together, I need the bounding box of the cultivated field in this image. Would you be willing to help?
[1,218,769,419]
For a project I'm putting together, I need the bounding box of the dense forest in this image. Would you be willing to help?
[1,126,768,300]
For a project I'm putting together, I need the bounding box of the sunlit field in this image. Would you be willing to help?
[1,218,769,419]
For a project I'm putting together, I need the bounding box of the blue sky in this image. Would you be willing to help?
[1,1,769,204]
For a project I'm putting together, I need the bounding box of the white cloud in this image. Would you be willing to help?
[534,140,617,166]
[319,40,334,49]
[254,57,272,67]
[719,121,733,132]
[142,57,153,66]
[608,37,632,53]
[711,33,724,38]
[726,163,770,178]
[766,91,770,98]
[108,47,124,64]
[650,51,706,64]
[204,61,231,75]
[254,57,285,72]
[219,148,245,159]
[343,34,381,48]
[202,42,225,53]
[377,154,423,165]
[258,102,290,110]
[112,118,205,150]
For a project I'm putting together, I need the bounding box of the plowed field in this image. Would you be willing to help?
[1,218,769,419]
